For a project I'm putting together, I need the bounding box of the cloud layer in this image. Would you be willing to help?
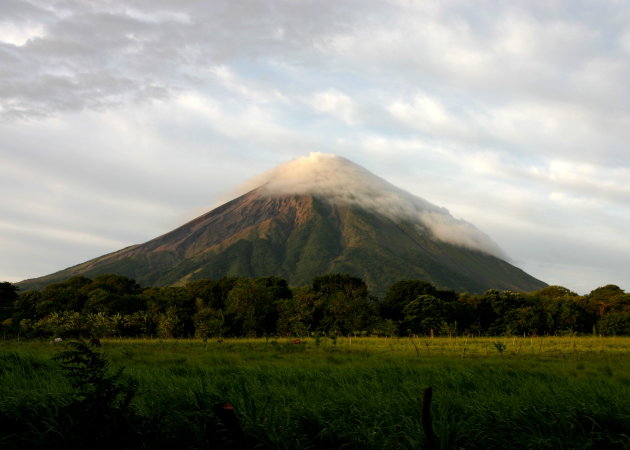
[1,0,629,293]
[241,153,505,258]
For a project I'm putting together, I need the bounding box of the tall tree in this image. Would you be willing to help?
[41,276,92,312]
[381,280,437,323]
[225,277,288,336]
[586,285,628,318]
[81,274,142,296]
[12,290,41,323]
[0,282,19,322]
[276,287,318,336]
[312,274,376,334]
[402,294,451,335]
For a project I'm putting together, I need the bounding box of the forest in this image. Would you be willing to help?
[1,274,629,339]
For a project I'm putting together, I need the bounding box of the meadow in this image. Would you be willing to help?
[1,336,629,449]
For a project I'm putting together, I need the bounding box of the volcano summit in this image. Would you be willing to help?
[20,153,546,293]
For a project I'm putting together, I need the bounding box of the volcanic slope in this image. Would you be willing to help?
[19,154,546,294]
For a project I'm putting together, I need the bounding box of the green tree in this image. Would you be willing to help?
[512,304,550,335]
[82,288,146,315]
[276,286,318,336]
[186,277,239,311]
[33,311,90,337]
[485,290,526,335]
[597,311,630,335]
[141,286,195,336]
[312,274,368,298]
[157,307,180,338]
[451,296,477,333]
[52,341,139,447]
[12,290,41,322]
[81,274,141,296]
[121,311,156,337]
[225,277,284,336]
[83,289,117,314]
[41,276,92,312]
[402,294,451,335]
[193,307,227,338]
[381,280,437,323]
[312,274,376,335]
[0,282,19,322]
[586,285,627,318]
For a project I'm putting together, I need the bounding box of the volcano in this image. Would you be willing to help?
[19,153,546,294]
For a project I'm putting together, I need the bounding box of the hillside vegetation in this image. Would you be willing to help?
[1,274,628,339]
[16,193,546,295]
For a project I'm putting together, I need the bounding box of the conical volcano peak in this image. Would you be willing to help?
[241,153,505,258]
[19,152,546,293]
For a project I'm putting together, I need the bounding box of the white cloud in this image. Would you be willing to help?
[619,31,630,53]
[388,94,452,129]
[176,93,221,120]
[0,22,45,46]
[0,220,126,250]
[211,65,287,104]
[308,90,358,125]
[240,153,505,257]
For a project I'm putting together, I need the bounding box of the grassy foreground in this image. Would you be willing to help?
[1,336,629,449]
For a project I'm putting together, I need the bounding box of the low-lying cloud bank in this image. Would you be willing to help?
[239,153,506,258]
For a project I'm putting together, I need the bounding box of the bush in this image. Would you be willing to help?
[51,341,142,449]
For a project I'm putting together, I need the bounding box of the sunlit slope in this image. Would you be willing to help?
[19,189,546,294]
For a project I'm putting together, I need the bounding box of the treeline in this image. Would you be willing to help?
[0,274,629,338]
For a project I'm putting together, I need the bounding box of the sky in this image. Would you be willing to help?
[1,0,629,295]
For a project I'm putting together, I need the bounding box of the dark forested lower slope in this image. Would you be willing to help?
[19,188,545,294]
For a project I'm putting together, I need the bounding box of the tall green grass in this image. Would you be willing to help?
[1,337,629,449]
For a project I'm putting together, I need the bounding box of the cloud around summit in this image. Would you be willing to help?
[240,153,506,258]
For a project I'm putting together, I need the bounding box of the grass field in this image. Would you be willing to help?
[1,336,629,449]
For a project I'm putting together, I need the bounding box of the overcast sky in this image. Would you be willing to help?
[2,0,629,294]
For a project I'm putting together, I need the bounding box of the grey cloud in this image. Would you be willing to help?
[0,0,51,22]
[4,0,628,128]
[0,0,376,119]
[316,2,630,115]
